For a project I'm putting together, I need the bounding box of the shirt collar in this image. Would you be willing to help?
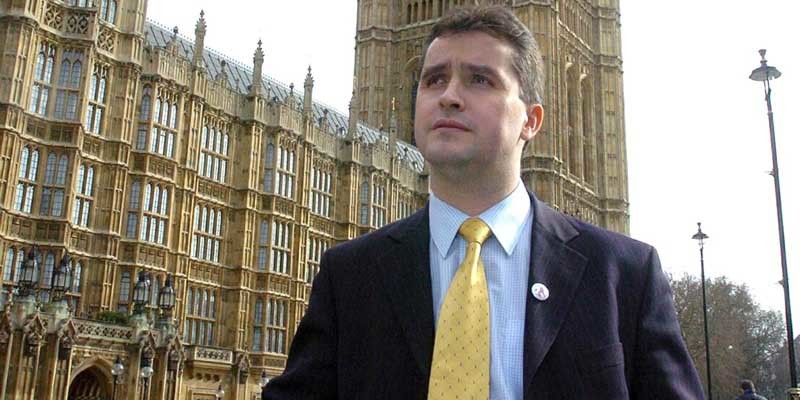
[429,180,531,257]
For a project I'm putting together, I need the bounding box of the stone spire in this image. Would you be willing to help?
[388,97,398,157]
[303,65,314,117]
[347,88,358,141]
[250,39,264,96]
[192,10,207,68]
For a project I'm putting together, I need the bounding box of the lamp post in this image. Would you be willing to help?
[51,254,72,303]
[157,275,176,315]
[139,349,154,400]
[156,275,177,337]
[132,271,150,315]
[111,356,125,400]
[18,247,39,299]
[749,49,796,389]
[692,222,712,400]
[215,384,225,400]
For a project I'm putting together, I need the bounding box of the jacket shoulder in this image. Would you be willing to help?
[325,208,425,260]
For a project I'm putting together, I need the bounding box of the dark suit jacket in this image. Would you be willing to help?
[263,194,704,399]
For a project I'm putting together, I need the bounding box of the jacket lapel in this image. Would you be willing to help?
[377,206,435,377]
[523,195,588,398]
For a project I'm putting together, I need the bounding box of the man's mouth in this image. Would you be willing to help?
[432,119,469,131]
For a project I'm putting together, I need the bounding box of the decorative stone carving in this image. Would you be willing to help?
[98,26,116,53]
[59,333,74,360]
[235,352,250,383]
[186,346,233,364]
[65,12,90,35]
[74,319,134,342]
[44,2,64,30]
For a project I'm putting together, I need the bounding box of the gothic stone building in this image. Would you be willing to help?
[0,0,627,399]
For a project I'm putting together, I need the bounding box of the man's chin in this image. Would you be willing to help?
[423,153,474,171]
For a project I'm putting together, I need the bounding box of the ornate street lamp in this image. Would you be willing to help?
[111,356,125,400]
[215,384,225,400]
[139,348,154,400]
[692,222,712,400]
[157,275,176,315]
[51,253,72,302]
[749,49,796,390]
[18,247,39,298]
[132,271,150,315]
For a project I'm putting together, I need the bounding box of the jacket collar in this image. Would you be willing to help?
[376,194,589,391]
[523,194,587,398]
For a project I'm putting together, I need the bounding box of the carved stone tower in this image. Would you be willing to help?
[354,0,629,232]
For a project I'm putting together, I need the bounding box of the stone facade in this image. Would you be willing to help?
[0,0,626,399]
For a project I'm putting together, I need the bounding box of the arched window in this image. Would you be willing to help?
[56,155,68,184]
[263,143,275,192]
[29,150,39,180]
[58,60,71,87]
[42,252,55,288]
[140,86,151,121]
[85,166,94,196]
[119,271,131,302]
[14,249,24,282]
[73,261,82,292]
[210,292,216,317]
[186,288,193,315]
[194,288,202,315]
[52,190,64,216]
[130,181,141,209]
[45,153,57,184]
[19,147,29,178]
[160,101,168,125]
[253,298,264,351]
[360,181,370,225]
[108,0,117,24]
[143,183,151,210]
[75,164,85,192]
[204,290,212,317]
[70,61,82,88]
[160,188,168,214]
[170,104,177,129]
[16,147,38,213]
[3,249,14,281]
[152,186,160,213]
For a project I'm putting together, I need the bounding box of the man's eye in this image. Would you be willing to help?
[424,75,447,87]
[471,74,491,85]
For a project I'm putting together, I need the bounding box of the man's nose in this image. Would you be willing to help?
[438,80,465,111]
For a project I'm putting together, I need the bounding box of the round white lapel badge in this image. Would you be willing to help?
[531,283,549,301]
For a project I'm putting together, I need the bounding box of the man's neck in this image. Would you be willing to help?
[429,172,521,216]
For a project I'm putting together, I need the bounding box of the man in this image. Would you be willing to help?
[736,380,768,400]
[264,6,703,399]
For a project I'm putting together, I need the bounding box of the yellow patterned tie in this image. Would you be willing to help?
[428,217,492,400]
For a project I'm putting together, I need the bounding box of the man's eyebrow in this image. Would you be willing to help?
[462,64,500,79]
[420,63,449,80]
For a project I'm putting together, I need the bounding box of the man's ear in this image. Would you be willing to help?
[521,104,544,141]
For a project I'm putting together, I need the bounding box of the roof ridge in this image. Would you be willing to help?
[142,20,424,172]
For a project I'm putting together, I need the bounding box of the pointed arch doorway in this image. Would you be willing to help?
[68,367,111,400]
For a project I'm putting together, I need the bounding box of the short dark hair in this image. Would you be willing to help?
[421,5,544,106]
[741,379,755,391]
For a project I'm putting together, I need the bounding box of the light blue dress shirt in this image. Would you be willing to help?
[429,181,533,400]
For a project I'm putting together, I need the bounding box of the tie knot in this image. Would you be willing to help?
[458,217,492,245]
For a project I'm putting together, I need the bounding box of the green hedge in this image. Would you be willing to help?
[96,310,129,325]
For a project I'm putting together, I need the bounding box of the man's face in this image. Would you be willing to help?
[414,31,542,178]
